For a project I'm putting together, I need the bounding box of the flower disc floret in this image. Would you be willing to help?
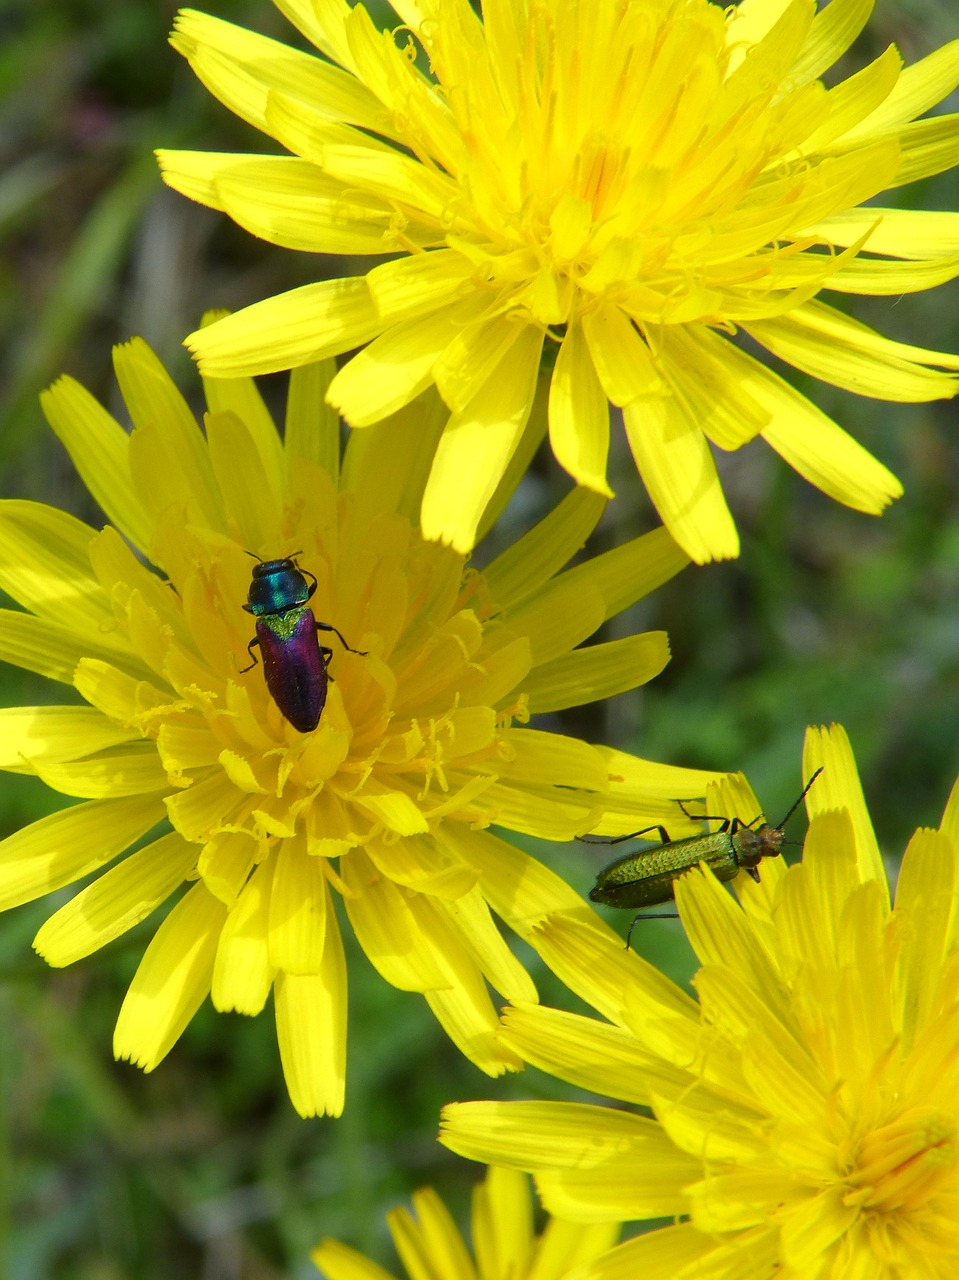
[160,0,959,561]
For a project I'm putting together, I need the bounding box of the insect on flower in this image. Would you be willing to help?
[241,553,366,733]
[588,768,824,947]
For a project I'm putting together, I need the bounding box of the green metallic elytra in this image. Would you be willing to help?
[588,768,823,942]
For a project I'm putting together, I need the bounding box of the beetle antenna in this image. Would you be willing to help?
[243,548,303,562]
[774,766,824,832]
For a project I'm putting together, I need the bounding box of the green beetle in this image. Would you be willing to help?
[589,767,823,945]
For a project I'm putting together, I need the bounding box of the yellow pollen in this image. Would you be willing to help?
[419,717,451,795]
[846,1109,958,1213]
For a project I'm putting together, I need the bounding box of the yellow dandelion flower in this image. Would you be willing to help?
[311,1164,619,1280]
[0,337,718,1117]
[442,724,959,1277]
[158,0,959,563]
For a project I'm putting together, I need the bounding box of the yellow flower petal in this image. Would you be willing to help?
[206,410,285,553]
[0,502,114,643]
[748,299,959,401]
[0,706,137,768]
[203,368,286,498]
[0,610,94,684]
[548,324,613,495]
[441,1100,695,1221]
[893,829,958,1042]
[468,1168,529,1280]
[182,152,407,254]
[500,1002,682,1109]
[267,835,328,973]
[285,359,341,478]
[364,831,477,899]
[39,375,151,552]
[0,796,160,911]
[826,251,959,296]
[366,251,476,330]
[434,887,537,1004]
[420,325,543,551]
[328,302,470,428]
[313,1163,621,1280]
[275,940,347,1118]
[482,486,607,609]
[341,848,450,991]
[186,279,380,376]
[30,744,172,800]
[211,860,275,1015]
[893,113,959,186]
[113,882,225,1070]
[524,632,670,715]
[113,337,226,532]
[420,960,522,1076]
[589,747,727,835]
[527,916,700,1065]
[802,722,886,888]
[389,1188,478,1280]
[34,831,197,966]
[622,398,739,564]
[499,574,606,667]
[581,303,665,405]
[560,526,691,622]
[752,358,903,513]
[311,1240,396,1280]
[811,206,959,257]
[561,1223,717,1280]
[170,7,390,137]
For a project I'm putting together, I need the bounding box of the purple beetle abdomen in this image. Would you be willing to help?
[256,606,329,733]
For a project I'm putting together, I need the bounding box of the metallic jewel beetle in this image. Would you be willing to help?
[240,555,365,733]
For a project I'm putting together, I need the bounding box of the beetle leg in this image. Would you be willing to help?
[677,799,733,831]
[301,567,318,600]
[746,866,762,883]
[317,645,335,682]
[582,824,671,846]
[238,636,260,673]
[625,909,678,949]
[316,621,368,656]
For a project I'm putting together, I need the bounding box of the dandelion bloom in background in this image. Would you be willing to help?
[159,0,959,563]
[443,724,959,1276]
[311,1165,619,1280]
[0,338,719,1116]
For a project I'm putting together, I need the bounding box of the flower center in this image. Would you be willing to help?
[422,0,895,331]
[91,505,532,876]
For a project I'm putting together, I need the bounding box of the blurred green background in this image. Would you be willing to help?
[1,0,958,1276]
